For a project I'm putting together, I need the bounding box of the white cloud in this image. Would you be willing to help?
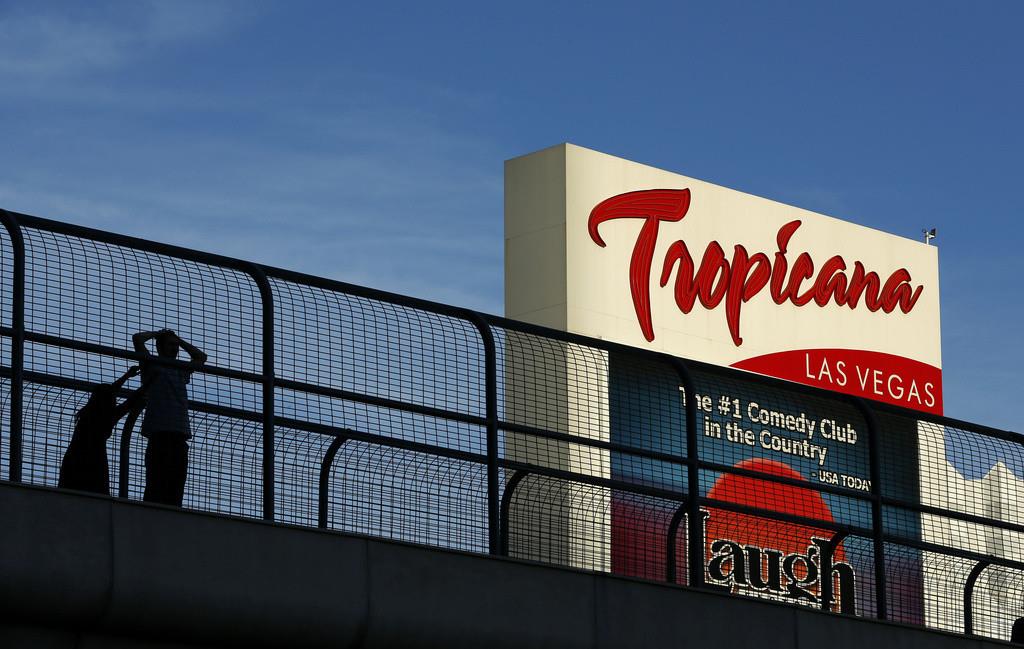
[0,1,238,78]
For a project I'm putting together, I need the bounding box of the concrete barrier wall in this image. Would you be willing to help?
[0,482,1011,649]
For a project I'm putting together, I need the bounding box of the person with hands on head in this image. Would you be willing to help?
[133,328,207,506]
[60,365,147,496]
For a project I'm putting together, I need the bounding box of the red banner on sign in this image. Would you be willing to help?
[731,348,942,415]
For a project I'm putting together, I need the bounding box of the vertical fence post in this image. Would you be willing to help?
[248,264,275,521]
[465,312,499,555]
[118,406,142,498]
[0,210,24,483]
[821,530,850,612]
[665,502,688,584]
[318,434,349,529]
[669,358,703,589]
[963,560,990,635]
[499,470,529,556]
[851,397,887,620]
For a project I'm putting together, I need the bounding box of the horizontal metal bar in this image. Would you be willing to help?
[7,211,494,329]
[15,328,264,384]
[260,265,485,324]
[13,367,262,424]
[880,498,1024,536]
[497,459,688,503]
[697,495,874,539]
[882,534,1024,574]
[274,415,488,466]
[275,377,486,426]
[698,458,875,504]
[499,419,692,468]
[869,401,1022,444]
[13,211,280,280]
[484,313,698,366]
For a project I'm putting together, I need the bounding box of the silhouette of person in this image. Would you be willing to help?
[59,366,146,495]
[133,328,207,506]
[1013,617,1024,644]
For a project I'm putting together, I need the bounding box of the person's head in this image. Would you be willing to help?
[156,330,179,359]
[76,384,116,426]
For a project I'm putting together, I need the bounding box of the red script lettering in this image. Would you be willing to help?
[588,189,924,346]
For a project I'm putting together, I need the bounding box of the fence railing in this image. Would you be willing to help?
[1,207,1022,642]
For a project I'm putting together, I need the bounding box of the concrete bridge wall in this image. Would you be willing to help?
[0,482,1009,649]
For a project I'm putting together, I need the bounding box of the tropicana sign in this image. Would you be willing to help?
[587,188,925,347]
[505,143,942,414]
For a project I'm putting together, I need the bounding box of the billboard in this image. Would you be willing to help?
[502,144,1021,635]
[605,354,917,616]
[505,143,942,414]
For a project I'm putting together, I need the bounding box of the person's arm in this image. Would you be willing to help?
[113,386,148,421]
[174,333,208,366]
[133,330,160,355]
[111,367,145,420]
[110,365,141,391]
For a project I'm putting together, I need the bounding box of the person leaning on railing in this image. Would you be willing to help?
[132,328,207,507]
[59,365,147,496]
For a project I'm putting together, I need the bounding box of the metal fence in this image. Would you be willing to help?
[1,208,1022,642]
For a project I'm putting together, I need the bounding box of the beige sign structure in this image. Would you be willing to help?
[506,143,941,411]
[502,143,945,575]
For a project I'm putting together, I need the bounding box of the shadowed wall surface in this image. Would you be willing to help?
[0,482,1013,649]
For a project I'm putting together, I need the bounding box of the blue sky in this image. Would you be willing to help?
[0,1,1021,430]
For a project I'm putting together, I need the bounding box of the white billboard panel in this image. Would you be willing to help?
[506,143,942,413]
